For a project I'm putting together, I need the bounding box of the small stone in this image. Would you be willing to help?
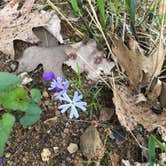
[64,128,69,134]
[67,143,78,154]
[42,91,49,98]
[45,100,49,106]
[53,147,59,154]
[5,153,11,158]
[41,148,51,162]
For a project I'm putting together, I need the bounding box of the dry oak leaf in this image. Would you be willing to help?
[64,39,115,81]
[17,46,67,76]
[112,38,151,86]
[112,38,165,87]
[0,0,63,58]
[113,85,166,131]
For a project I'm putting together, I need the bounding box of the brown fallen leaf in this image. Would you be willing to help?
[0,0,63,58]
[112,38,144,86]
[147,78,162,101]
[159,82,166,108]
[111,153,120,166]
[112,37,165,87]
[113,85,166,131]
[80,125,104,161]
[99,107,114,122]
[17,46,67,75]
[0,0,19,28]
[65,39,115,80]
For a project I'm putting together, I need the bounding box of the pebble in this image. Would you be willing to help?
[41,148,51,162]
[5,153,11,158]
[53,147,59,154]
[64,128,69,134]
[42,91,49,98]
[67,143,78,154]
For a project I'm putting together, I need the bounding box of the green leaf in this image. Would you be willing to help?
[2,88,29,111]
[125,0,136,33]
[148,135,155,166]
[20,102,42,126]
[0,113,15,157]
[30,89,41,103]
[97,0,106,29]
[70,0,82,16]
[0,72,20,91]
[151,135,166,152]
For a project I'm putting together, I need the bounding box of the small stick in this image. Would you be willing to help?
[47,0,84,38]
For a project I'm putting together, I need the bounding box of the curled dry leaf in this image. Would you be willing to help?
[112,37,165,87]
[80,125,104,161]
[147,78,162,101]
[113,85,166,131]
[17,46,67,75]
[65,39,115,80]
[0,0,63,58]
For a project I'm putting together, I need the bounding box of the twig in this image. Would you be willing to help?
[47,0,84,38]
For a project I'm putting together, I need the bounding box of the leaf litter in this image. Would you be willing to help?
[0,0,166,165]
[0,0,63,58]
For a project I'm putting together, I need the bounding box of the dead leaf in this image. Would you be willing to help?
[147,79,162,101]
[158,126,166,142]
[18,72,33,85]
[0,0,63,58]
[113,85,166,131]
[33,27,59,47]
[80,125,104,161]
[112,37,165,87]
[0,0,19,28]
[111,153,120,166]
[112,38,144,86]
[44,116,58,124]
[17,46,67,75]
[122,160,149,166]
[159,82,166,108]
[65,39,115,80]
[99,107,114,122]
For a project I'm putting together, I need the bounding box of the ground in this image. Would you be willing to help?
[0,0,164,165]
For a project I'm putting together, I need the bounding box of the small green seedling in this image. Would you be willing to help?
[148,135,166,166]
[0,72,42,157]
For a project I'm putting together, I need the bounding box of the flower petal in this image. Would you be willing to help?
[58,104,71,113]
[73,91,83,102]
[70,105,79,119]
[75,102,87,111]
[42,72,55,81]
[62,93,72,102]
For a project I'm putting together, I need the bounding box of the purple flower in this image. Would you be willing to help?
[0,157,4,166]
[49,76,69,99]
[58,91,87,119]
[42,72,55,81]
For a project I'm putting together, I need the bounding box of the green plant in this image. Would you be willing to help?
[109,0,127,28]
[148,135,166,166]
[97,0,106,30]
[70,0,82,16]
[87,87,102,119]
[0,72,42,157]
[125,0,136,33]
